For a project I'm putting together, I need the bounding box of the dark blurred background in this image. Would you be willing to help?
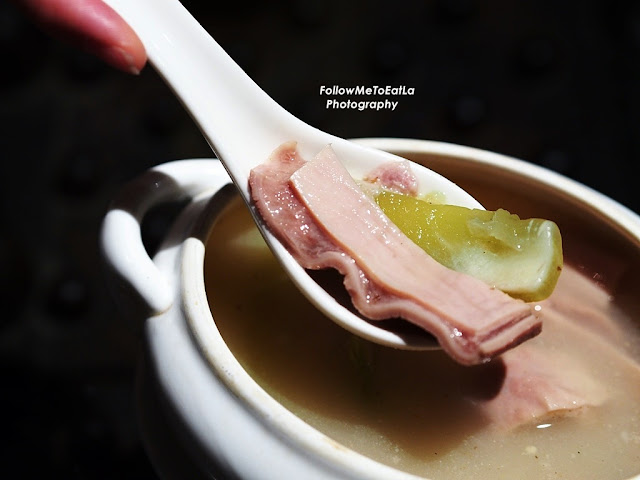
[1,0,638,477]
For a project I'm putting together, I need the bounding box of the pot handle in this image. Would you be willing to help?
[101,159,230,316]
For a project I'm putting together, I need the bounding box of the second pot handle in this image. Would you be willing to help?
[101,159,230,316]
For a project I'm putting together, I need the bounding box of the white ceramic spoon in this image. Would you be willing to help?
[103,0,483,350]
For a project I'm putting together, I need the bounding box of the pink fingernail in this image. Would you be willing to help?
[101,46,141,75]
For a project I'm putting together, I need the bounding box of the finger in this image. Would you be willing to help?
[13,0,147,74]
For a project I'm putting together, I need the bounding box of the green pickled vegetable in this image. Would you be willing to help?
[374,190,563,302]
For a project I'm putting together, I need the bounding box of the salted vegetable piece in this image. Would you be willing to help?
[374,191,563,302]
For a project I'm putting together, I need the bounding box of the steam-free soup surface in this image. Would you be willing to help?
[204,197,640,480]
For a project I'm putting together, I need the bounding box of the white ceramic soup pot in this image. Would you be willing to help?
[101,138,640,480]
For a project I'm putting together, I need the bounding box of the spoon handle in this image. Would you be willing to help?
[103,0,310,200]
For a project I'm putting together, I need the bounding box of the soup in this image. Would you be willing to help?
[204,156,640,480]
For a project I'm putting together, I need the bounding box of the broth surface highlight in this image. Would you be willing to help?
[204,189,640,480]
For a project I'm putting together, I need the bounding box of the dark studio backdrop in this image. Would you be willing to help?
[1,0,638,477]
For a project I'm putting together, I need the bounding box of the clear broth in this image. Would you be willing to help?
[204,159,640,480]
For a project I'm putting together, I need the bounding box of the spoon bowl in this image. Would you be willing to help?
[102,0,483,349]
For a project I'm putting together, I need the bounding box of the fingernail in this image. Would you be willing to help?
[100,46,142,75]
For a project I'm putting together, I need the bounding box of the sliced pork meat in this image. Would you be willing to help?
[473,267,640,430]
[475,346,608,430]
[362,159,419,196]
[249,142,541,365]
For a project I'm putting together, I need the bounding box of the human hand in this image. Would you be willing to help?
[11,0,146,74]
